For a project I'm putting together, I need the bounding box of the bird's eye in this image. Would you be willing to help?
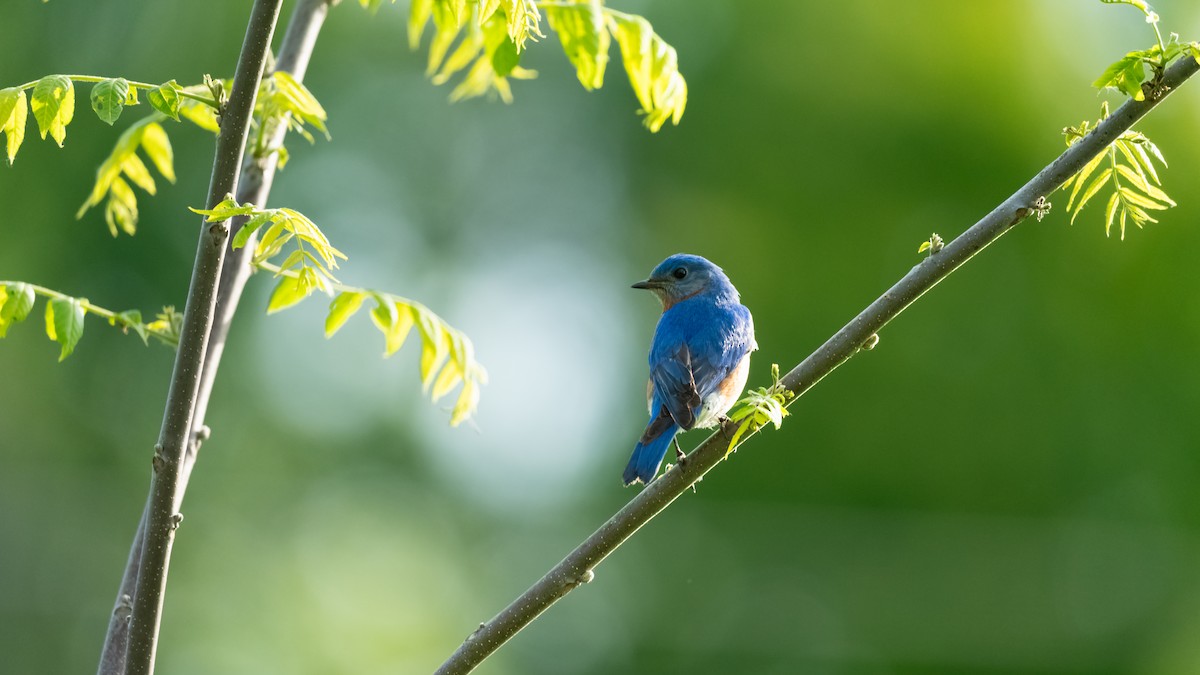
[672,267,688,280]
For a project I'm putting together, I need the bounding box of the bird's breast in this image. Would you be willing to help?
[695,352,752,429]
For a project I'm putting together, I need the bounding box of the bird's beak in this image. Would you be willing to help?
[631,279,660,290]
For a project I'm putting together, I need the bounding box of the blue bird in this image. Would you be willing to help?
[624,254,756,486]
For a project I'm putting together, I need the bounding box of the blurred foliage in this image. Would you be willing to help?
[3,1,1200,675]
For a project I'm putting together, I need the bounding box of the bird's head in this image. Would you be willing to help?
[632,253,736,310]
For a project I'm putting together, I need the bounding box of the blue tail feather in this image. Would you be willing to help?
[623,423,679,486]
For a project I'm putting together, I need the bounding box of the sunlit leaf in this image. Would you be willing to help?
[120,153,156,195]
[1070,167,1112,223]
[189,197,255,220]
[232,212,274,250]
[139,122,176,182]
[178,98,220,132]
[273,72,329,138]
[450,378,479,426]
[325,291,367,337]
[267,275,309,314]
[44,297,85,361]
[90,77,129,125]
[0,282,36,337]
[147,80,182,121]
[1104,192,1120,237]
[1093,53,1146,100]
[503,0,544,52]
[0,87,27,164]
[611,14,687,131]
[30,75,75,146]
[415,306,450,388]
[546,1,609,90]
[1066,152,1105,210]
[408,0,434,48]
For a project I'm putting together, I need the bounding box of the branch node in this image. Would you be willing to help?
[151,445,166,473]
[114,593,134,620]
[1032,195,1051,222]
[168,513,184,530]
[208,222,230,244]
[192,425,212,450]
[858,333,880,352]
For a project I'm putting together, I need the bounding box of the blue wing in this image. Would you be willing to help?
[648,299,754,431]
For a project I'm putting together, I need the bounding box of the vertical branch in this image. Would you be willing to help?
[120,1,283,674]
[96,2,335,674]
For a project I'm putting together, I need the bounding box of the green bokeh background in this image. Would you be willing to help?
[3,1,1200,673]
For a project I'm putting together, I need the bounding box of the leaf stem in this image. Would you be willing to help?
[0,280,177,347]
[15,75,219,109]
[429,50,1200,675]
[253,260,420,307]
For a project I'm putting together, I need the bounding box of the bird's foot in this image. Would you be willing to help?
[673,437,686,465]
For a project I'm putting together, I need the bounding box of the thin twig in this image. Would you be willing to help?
[119,2,283,674]
[431,54,1200,675]
[96,2,335,674]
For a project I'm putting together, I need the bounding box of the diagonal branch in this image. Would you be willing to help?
[119,1,283,674]
[431,54,1200,675]
[96,2,334,675]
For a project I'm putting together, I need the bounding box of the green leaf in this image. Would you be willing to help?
[266,275,310,314]
[427,0,464,75]
[610,14,688,131]
[0,282,36,337]
[546,2,610,90]
[90,77,129,125]
[111,309,150,345]
[1092,54,1146,100]
[370,299,415,356]
[30,75,75,146]
[1128,139,1161,184]
[107,176,138,235]
[491,37,520,77]
[409,0,434,48]
[178,99,220,133]
[45,297,85,361]
[190,197,256,221]
[273,72,329,138]
[139,122,176,182]
[147,80,182,121]
[1104,192,1120,237]
[1070,167,1112,223]
[0,87,27,164]
[415,306,450,388]
[450,378,479,427]
[1120,187,1169,211]
[121,152,156,194]
[1066,151,1106,210]
[503,0,544,53]
[325,291,367,337]
[232,212,274,250]
[431,357,463,402]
